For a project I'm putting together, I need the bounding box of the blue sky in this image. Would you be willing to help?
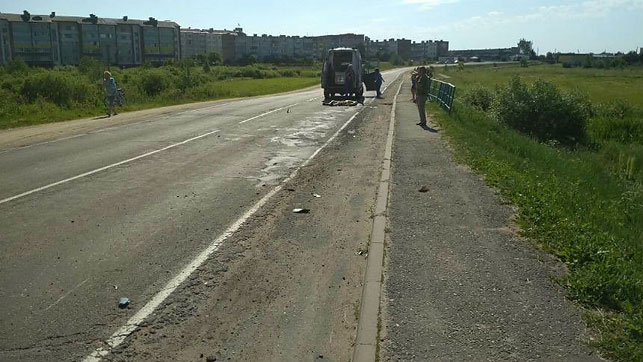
[2,0,642,53]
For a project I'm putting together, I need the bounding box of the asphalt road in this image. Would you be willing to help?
[0,68,407,361]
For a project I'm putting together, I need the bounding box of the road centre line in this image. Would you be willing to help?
[0,98,319,205]
[83,91,370,362]
[0,129,217,205]
[238,103,299,124]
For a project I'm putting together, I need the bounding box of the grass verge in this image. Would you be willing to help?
[0,61,319,130]
[428,64,642,361]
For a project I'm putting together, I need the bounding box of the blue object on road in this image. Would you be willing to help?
[119,297,130,309]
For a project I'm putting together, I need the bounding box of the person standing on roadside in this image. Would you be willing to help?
[374,68,384,98]
[410,68,418,103]
[103,71,118,117]
[415,67,430,126]
[344,64,355,98]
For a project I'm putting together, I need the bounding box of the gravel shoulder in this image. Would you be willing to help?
[381,79,601,361]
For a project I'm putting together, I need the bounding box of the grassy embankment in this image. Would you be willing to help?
[0,59,321,129]
[428,63,643,360]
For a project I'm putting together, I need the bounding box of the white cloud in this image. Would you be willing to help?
[402,0,460,10]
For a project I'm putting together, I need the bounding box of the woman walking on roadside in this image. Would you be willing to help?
[103,71,119,117]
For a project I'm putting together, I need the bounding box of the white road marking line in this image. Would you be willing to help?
[0,102,235,155]
[0,98,311,206]
[238,103,299,124]
[45,278,89,311]
[0,129,219,206]
[83,94,367,362]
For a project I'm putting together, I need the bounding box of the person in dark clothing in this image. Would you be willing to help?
[344,64,355,97]
[374,68,384,98]
[415,67,430,126]
[410,68,418,103]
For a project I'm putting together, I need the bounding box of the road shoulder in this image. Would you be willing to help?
[381,79,600,361]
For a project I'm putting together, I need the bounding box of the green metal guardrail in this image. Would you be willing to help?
[428,78,456,113]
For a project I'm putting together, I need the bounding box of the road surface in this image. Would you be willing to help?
[0,66,598,362]
[0,68,406,361]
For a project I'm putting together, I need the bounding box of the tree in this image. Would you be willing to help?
[6,57,29,74]
[356,43,366,58]
[545,52,556,63]
[623,51,640,65]
[390,53,404,66]
[207,51,222,65]
[195,54,207,66]
[518,38,536,59]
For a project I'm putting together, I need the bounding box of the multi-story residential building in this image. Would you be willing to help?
[1,11,447,66]
[0,12,180,66]
[449,46,518,61]
[180,28,237,63]
[410,40,449,60]
[232,32,365,61]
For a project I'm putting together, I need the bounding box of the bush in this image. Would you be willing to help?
[462,84,495,111]
[7,57,29,74]
[21,71,95,107]
[493,77,591,145]
[139,70,170,96]
[78,56,104,80]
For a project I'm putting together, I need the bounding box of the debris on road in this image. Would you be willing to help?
[292,208,310,214]
[119,297,130,309]
[322,99,360,107]
[418,186,430,193]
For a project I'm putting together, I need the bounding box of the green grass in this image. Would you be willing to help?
[439,63,643,104]
[429,64,643,361]
[0,61,320,129]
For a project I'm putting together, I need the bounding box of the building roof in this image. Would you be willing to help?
[0,13,179,28]
[180,28,239,36]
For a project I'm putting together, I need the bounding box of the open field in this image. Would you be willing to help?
[428,64,643,360]
[0,60,320,129]
[438,62,643,104]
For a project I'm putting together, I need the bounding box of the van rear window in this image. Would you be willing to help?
[332,51,352,71]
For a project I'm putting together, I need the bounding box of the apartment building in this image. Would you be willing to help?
[0,11,180,66]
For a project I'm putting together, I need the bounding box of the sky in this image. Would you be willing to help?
[2,0,642,54]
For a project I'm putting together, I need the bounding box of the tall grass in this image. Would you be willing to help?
[0,58,320,129]
[432,64,643,360]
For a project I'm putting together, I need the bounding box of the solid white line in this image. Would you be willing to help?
[84,94,366,362]
[0,102,236,156]
[45,278,89,311]
[0,129,219,206]
[238,103,299,124]
[0,100,309,206]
